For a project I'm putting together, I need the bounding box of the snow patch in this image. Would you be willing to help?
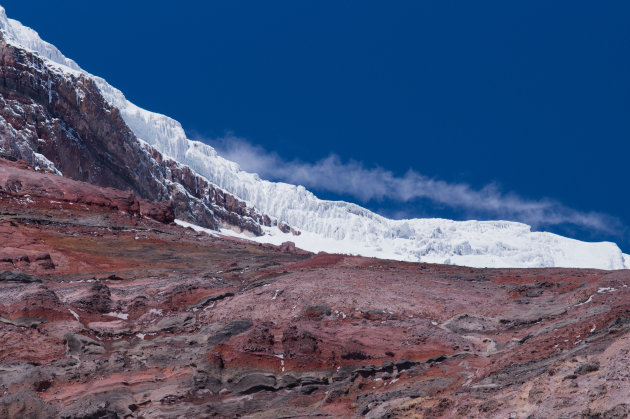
[68,309,80,321]
[597,287,616,294]
[575,295,594,306]
[105,312,128,320]
[175,219,218,237]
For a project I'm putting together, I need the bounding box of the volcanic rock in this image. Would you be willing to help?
[71,280,112,314]
[0,270,40,283]
[1,117,630,418]
[65,333,106,355]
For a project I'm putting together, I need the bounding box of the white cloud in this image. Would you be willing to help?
[208,134,622,235]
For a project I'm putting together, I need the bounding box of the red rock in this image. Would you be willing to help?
[0,142,629,418]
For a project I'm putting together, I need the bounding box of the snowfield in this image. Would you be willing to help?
[2,5,628,269]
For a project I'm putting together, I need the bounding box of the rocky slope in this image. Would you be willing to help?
[1,157,630,418]
[0,19,278,236]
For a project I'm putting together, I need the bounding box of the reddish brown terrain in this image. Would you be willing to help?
[1,158,630,418]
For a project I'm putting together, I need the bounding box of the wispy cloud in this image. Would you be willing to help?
[208,134,623,236]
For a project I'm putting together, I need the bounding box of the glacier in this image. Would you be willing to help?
[1,5,628,269]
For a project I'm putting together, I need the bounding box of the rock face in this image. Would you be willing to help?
[0,158,173,224]
[0,32,276,235]
[1,164,630,418]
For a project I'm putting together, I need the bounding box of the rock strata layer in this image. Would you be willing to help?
[1,161,630,418]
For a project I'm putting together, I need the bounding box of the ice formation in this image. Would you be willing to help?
[1,5,627,269]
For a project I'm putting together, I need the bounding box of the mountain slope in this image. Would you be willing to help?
[1,167,630,417]
[0,5,627,269]
[0,6,277,236]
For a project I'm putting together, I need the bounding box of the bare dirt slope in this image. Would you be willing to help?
[1,159,629,418]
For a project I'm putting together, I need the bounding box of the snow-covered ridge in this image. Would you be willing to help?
[0,6,80,72]
[1,5,628,269]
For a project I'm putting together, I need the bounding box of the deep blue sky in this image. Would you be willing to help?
[3,1,629,250]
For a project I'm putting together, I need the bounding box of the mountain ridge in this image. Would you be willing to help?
[0,10,276,236]
[0,5,627,269]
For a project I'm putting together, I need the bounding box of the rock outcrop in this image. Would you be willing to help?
[0,157,172,224]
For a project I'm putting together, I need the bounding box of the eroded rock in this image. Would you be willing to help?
[65,333,106,355]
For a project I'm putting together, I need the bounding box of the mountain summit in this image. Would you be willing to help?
[0,5,627,269]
